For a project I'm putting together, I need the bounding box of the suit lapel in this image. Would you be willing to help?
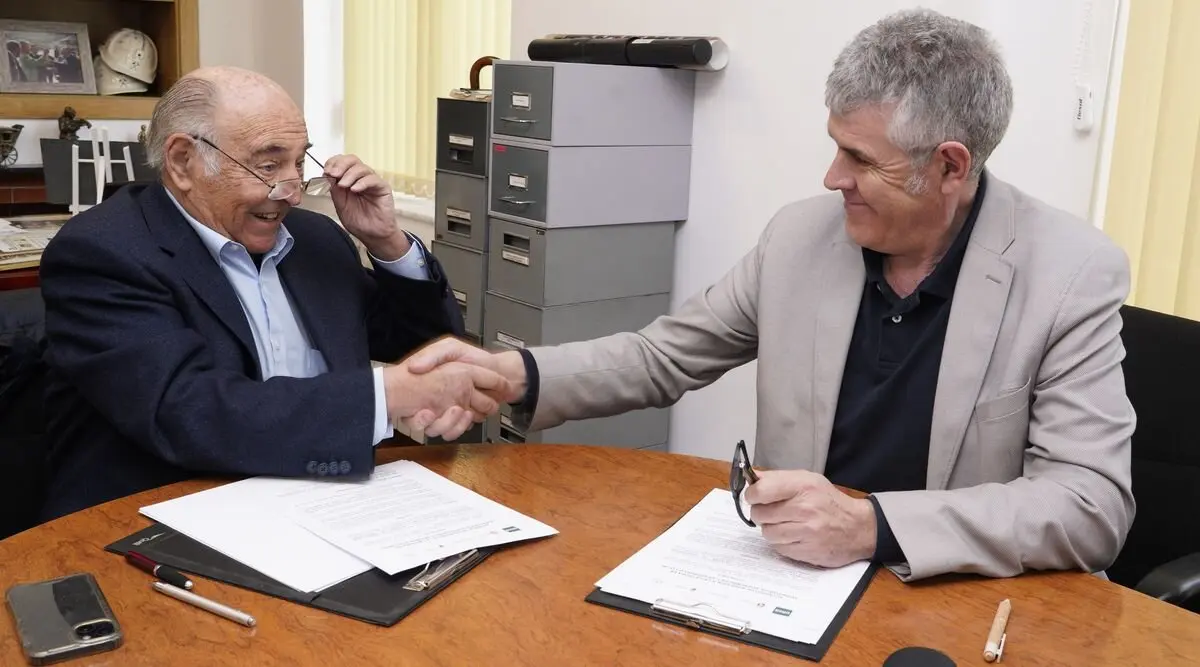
[926,177,1016,489]
[139,184,260,370]
[811,237,866,474]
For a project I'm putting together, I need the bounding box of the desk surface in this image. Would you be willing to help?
[2,444,1198,665]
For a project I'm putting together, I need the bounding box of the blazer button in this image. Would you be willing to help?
[317,462,329,476]
[339,461,351,475]
[306,461,318,475]
[328,460,340,476]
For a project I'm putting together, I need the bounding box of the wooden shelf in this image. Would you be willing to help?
[1,94,159,120]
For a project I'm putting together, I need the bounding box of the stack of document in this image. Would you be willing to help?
[595,488,871,645]
[140,461,558,593]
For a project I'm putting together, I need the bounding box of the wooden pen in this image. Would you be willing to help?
[983,598,1011,662]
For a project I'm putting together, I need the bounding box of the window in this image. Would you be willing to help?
[1102,0,1200,317]
[342,0,511,199]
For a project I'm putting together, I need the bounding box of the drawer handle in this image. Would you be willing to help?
[452,289,468,308]
[500,196,536,206]
[502,232,530,252]
[499,116,538,124]
[498,424,525,443]
[447,219,472,237]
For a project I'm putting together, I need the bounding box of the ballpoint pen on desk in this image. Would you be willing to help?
[152,582,256,627]
[983,598,1011,662]
[126,550,194,590]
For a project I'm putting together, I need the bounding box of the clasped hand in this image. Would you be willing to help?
[744,470,879,568]
[383,337,525,440]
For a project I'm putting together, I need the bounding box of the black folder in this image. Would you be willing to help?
[106,523,495,626]
[585,552,877,661]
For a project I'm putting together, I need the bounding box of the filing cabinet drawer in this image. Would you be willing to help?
[434,172,489,252]
[482,291,670,352]
[492,60,695,147]
[436,97,489,177]
[492,62,553,142]
[431,241,485,336]
[489,141,691,228]
[487,218,674,308]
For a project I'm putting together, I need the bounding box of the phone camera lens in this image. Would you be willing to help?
[74,621,114,639]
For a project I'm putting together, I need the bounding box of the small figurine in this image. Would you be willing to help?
[0,124,23,168]
[138,123,147,144]
[58,106,92,141]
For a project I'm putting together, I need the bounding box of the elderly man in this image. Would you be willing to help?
[38,66,507,519]
[405,8,1136,582]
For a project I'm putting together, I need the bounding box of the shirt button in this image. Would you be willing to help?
[891,315,903,324]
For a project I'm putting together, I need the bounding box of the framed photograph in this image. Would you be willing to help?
[0,20,95,95]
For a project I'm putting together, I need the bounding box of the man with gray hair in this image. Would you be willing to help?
[404,8,1136,581]
[37,66,509,518]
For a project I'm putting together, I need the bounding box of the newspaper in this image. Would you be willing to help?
[0,215,68,270]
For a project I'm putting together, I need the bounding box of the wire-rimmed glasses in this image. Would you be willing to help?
[193,135,332,201]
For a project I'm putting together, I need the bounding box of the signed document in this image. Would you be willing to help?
[595,488,871,645]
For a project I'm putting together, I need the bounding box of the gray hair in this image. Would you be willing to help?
[825,8,1013,184]
[145,76,221,176]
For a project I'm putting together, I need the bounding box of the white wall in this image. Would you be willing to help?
[511,0,1125,461]
[3,0,305,166]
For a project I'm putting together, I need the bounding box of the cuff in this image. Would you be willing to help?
[508,348,541,431]
[369,231,431,281]
[867,494,906,564]
[371,366,393,445]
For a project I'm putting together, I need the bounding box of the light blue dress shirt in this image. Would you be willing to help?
[164,189,431,446]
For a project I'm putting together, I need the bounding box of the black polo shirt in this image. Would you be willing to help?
[826,173,988,563]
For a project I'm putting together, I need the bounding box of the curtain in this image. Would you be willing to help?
[343,0,511,198]
[1103,0,1200,318]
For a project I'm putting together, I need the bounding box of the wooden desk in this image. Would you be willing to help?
[2,444,1198,665]
[0,267,39,291]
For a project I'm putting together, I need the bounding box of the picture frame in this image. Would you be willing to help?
[0,19,96,95]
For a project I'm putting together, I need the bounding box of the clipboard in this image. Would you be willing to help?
[585,561,876,662]
[105,523,494,626]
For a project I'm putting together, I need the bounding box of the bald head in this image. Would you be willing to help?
[145,66,303,174]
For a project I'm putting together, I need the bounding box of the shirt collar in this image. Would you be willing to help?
[162,186,294,266]
[862,170,988,301]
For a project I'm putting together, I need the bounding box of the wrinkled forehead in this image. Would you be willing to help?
[213,101,309,160]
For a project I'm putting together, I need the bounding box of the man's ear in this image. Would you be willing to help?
[935,141,973,194]
[163,133,198,192]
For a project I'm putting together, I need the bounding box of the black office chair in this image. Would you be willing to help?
[1108,304,1200,612]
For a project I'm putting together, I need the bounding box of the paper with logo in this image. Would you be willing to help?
[594,488,871,645]
[140,476,373,593]
[285,460,558,575]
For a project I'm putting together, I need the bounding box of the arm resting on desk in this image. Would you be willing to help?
[1136,553,1200,608]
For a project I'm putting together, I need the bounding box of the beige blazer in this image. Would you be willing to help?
[525,175,1136,582]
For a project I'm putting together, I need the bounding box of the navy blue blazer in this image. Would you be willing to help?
[38,183,464,519]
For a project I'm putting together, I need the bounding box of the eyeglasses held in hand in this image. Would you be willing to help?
[729,439,759,527]
[193,135,332,201]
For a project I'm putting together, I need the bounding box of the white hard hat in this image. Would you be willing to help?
[99,28,157,84]
[95,57,149,96]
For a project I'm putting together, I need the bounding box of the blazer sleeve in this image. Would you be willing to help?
[872,242,1136,581]
[40,232,381,479]
[523,212,780,432]
[348,232,466,363]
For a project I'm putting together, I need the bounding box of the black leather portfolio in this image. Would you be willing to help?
[106,523,495,626]
[585,562,877,661]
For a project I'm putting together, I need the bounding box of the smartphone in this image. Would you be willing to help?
[5,573,123,665]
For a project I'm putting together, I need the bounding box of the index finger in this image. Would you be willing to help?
[743,470,815,506]
[321,154,358,179]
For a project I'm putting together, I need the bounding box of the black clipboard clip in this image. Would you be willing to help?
[649,598,752,637]
[403,549,484,591]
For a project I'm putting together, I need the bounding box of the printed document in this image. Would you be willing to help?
[285,460,558,575]
[140,461,557,592]
[595,488,872,645]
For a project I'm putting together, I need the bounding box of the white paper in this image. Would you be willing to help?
[596,488,871,645]
[287,460,558,575]
[140,477,373,593]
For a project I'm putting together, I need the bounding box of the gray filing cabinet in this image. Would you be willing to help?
[482,60,696,451]
[428,94,493,444]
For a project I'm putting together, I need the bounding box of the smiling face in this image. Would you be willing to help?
[165,76,309,254]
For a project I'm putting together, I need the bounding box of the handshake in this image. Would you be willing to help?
[381,337,528,440]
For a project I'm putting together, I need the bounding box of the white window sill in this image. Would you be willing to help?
[392,191,435,225]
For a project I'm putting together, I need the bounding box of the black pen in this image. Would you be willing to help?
[126,550,194,590]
